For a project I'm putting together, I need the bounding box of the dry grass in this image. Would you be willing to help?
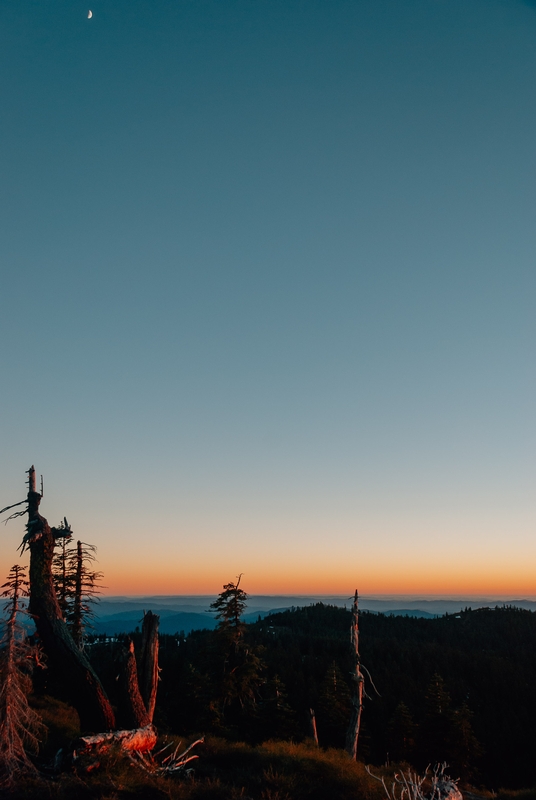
[2,733,388,800]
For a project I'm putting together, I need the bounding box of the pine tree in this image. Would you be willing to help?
[419,673,454,766]
[52,524,73,619]
[318,661,352,748]
[209,576,265,725]
[449,702,483,780]
[260,674,297,741]
[52,539,103,649]
[418,676,482,778]
[387,701,416,762]
[69,541,103,649]
[210,574,248,645]
[0,565,45,785]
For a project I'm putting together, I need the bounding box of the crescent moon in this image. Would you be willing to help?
[88,10,93,18]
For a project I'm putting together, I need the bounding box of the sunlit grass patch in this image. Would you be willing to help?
[193,736,386,800]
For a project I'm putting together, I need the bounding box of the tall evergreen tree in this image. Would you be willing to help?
[52,539,103,649]
[260,674,297,741]
[419,673,454,766]
[210,575,248,644]
[209,577,265,727]
[449,703,482,780]
[318,662,352,748]
[51,524,72,619]
[69,541,103,649]
[387,701,416,763]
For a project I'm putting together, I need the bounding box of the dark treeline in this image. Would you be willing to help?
[59,603,536,791]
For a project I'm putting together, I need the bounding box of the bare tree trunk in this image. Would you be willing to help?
[308,708,319,745]
[26,467,116,733]
[138,611,160,722]
[117,640,151,729]
[345,589,364,759]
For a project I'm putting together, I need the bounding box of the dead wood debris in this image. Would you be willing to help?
[73,728,203,777]
[128,737,204,776]
[366,763,463,800]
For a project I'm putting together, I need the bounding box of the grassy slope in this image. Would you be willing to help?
[4,732,387,800]
[5,696,536,799]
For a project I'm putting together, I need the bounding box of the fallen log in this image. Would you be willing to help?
[73,730,204,777]
[74,724,158,759]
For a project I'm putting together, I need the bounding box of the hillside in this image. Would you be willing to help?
[66,603,536,792]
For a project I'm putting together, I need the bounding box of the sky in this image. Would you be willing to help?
[1,0,535,596]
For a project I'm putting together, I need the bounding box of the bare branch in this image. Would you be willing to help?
[362,663,382,697]
[366,763,462,800]
[3,509,28,525]
[0,499,27,516]
[130,737,204,775]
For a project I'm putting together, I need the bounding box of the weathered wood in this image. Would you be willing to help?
[132,737,204,775]
[138,611,160,722]
[26,467,116,733]
[366,763,463,800]
[117,640,151,729]
[74,724,157,757]
[345,589,364,759]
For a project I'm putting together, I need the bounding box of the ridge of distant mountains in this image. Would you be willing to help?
[89,595,536,636]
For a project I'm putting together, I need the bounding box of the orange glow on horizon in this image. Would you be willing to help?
[102,561,536,597]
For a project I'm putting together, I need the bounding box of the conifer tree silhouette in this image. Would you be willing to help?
[210,576,265,722]
[53,536,103,648]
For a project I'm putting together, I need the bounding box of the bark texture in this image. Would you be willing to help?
[75,725,157,757]
[117,640,151,729]
[138,611,160,722]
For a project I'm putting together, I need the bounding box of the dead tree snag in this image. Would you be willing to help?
[117,640,151,729]
[24,466,116,733]
[138,611,160,723]
[345,589,364,759]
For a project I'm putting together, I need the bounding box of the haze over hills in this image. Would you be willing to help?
[91,595,536,635]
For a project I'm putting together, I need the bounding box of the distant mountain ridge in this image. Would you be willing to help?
[89,595,536,635]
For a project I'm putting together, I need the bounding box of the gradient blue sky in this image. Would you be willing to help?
[1,0,535,594]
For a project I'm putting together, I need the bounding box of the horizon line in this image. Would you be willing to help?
[98,592,536,600]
